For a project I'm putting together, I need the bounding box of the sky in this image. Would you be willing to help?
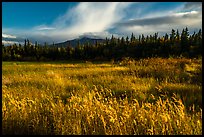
[2,2,202,45]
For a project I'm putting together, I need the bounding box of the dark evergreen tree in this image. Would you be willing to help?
[181,27,190,54]
[170,29,176,46]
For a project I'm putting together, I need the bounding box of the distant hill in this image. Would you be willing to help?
[2,34,106,47]
[52,37,105,47]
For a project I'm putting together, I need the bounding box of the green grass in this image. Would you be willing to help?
[2,57,202,135]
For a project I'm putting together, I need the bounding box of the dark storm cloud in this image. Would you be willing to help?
[114,11,200,27]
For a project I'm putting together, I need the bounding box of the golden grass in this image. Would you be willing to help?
[2,58,202,135]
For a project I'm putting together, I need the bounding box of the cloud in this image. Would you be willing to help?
[48,2,133,41]
[2,33,16,39]
[110,10,202,37]
[183,2,202,11]
[2,2,133,44]
[34,25,56,31]
[2,33,26,46]
[2,2,202,44]
[115,11,201,27]
[2,40,21,46]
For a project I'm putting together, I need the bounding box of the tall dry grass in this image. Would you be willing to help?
[2,58,202,135]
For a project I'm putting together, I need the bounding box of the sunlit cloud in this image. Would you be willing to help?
[2,40,21,46]
[2,33,17,39]
[48,2,133,41]
[34,25,56,31]
[3,2,133,43]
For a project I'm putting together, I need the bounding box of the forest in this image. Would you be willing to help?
[2,27,202,61]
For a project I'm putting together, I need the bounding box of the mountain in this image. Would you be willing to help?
[52,36,105,47]
[2,33,106,47]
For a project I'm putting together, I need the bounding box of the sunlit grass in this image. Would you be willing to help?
[2,57,202,135]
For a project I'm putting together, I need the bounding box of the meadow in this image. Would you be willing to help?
[2,57,202,135]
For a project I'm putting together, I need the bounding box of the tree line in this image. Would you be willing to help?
[2,27,202,61]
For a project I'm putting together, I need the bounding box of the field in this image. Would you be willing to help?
[2,57,202,135]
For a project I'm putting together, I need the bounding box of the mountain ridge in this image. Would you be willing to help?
[2,34,106,47]
[51,36,106,47]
